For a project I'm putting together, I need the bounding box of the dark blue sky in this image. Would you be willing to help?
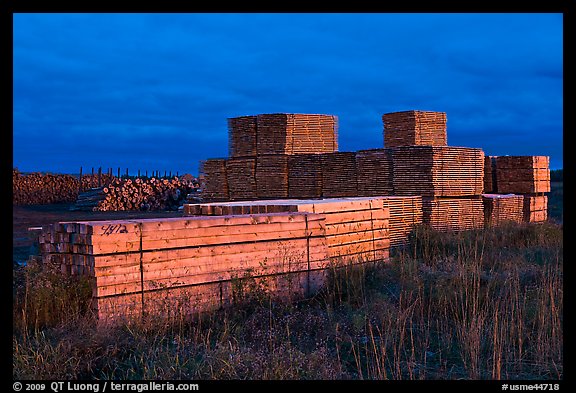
[13,13,563,174]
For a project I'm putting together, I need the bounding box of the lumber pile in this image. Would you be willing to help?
[380,196,423,246]
[39,213,330,321]
[184,197,390,264]
[355,149,394,196]
[482,194,524,227]
[392,146,484,196]
[226,157,257,201]
[495,156,550,194]
[484,156,496,193]
[288,154,323,198]
[422,197,484,231]
[199,159,229,201]
[228,115,257,158]
[523,195,548,223]
[321,152,358,198]
[255,155,289,199]
[383,110,447,147]
[73,177,198,211]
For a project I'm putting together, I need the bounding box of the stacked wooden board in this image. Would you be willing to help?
[380,196,424,246]
[484,156,496,193]
[199,159,229,201]
[321,152,359,198]
[355,149,394,196]
[226,157,257,201]
[184,197,390,264]
[392,146,484,196]
[482,194,524,227]
[39,213,330,321]
[495,156,550,194]
[255,155,289,199]
[383,110,447,147]
[422,197,484,231]
[228,115,257,158]
[287,154,323,198]
[523,195,548,223]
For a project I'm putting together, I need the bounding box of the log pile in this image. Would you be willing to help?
[383,110,447,147]
[484,156,496,193]
[288,154,323,199]
[355,148,394,196]
[392,146,484,196]
[321,152,358,198]
[73,177,198,211]
[226,157,257,201]
[422,197,484,231]
[199,159,229,201]
[13,169,114,205]
[482,194,524,227]
[39,213,330,321]
[523,195,548,223]
[255,155,289,199]
[183,197,391,264]
[228,115,257,158]
[380,196,424,246]
[495,156,550,194]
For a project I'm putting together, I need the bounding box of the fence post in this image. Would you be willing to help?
[79,166,83,193]
[98,167,102,187]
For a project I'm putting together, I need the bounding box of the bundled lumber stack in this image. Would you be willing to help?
[484,156,497,193]
[73,177,198,211]
[39,213,330,321]
[255,155,289,199]
[383,110,447,147]
[482,194,524,227]
[226,157,257,201]
[523,195,548,223]
[184,197,390,264]
[494,156,550,194]
[287,154,323,198]
[199,159,229,201]
[355,148,394,196]
[392,146,484,196]
[228,115,257,157]
[422,198,484,231]
[380,196,424,246]
[321,152,358,198]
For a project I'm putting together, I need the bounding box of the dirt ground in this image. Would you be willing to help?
[13,203,182,265]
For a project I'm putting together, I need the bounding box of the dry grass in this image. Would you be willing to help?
[13,222,562,380]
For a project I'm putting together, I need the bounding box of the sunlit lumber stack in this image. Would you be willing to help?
[383,110,447,147]
[199,159,229,201]
[380,196,423,246]
[288,154,323,198]
[255,155,289,199]
[422,197,484,231]
[355,149,394,196]
[321,152,358,198]
[484,156,496,193]
[228,115,258,157]
[226,157,257,201]
[494,156,550,194]
[523,195,548,223]
[482,194,524,227]
[39,213,330,321]
[392,146,484,196]
[184,197,390,264]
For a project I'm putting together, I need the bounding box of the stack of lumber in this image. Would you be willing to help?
[255,113,338,155]
[523,195,548,223]
[184,197,390,264]
[392,146,484,196]
[226,157,257,201]
[422,197,484,231]
[484,156,496,193]
[73,177,198,211]
[495,156,550,194]
[288,154,323,198]
[255,155,289,199]
[380,196,424,246]
[39,213,330,321]
[321,152,359,198]
[199,159,229,201]
[355,148,394,196]
[228,115,257,157]
[482,194,524,227]
[383,110,447,147]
